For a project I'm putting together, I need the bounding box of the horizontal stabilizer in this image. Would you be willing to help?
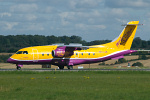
[137,50,150,51]
[121,24,143,26]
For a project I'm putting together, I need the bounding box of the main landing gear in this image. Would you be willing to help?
[67,65,73,69]
[58,65,73,70]
[58,65,64,69]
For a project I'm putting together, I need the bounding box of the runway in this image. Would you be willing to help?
[1,68,150,71]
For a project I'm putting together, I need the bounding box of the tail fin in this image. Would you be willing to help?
[112,21,139,50]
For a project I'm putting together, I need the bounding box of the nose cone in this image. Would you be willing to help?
[7,58,14,63]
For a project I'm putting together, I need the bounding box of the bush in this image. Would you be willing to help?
[99,62,105,65]
[118,58,127,64]
[115,61,118,64]
[138,55,147,60]
[0,55,11,63]
[132,62,143,67]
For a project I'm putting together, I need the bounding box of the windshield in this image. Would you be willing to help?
[16,51,28,54]
[16,51,23,54]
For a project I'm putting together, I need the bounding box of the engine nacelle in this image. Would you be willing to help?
[52,46,75,58]
[52,49,65,57]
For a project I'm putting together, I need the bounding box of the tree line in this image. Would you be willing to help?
[0,35,149,53]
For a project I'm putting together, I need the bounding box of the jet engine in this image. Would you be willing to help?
[52,49,65,57]
[52,46,75,58]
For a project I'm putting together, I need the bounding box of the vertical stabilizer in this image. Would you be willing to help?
[112,21,139,50]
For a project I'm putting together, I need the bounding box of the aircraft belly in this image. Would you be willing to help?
[8,58,53,64]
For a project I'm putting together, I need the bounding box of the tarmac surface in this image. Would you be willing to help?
[1,68,150,71]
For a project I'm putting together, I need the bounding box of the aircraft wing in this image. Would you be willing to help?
[53,43,97,49]
[57,45,96,49]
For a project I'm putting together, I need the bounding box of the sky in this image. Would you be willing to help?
[0,0,149,41]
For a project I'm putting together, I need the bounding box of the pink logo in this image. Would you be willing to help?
[116,37,122,47]
[120,29,133,45]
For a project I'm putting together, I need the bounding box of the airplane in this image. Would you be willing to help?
[7,21,140,70]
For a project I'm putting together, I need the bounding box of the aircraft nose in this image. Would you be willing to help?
[7,58,14,63]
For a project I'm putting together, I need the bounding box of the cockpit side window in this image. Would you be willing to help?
[23,51,28,54]
[16,51,28,54]
[16,51,23,54]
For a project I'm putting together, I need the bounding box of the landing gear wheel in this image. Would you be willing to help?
[59,66,64,70]
[67,65,73,69]
[17,66,21,70]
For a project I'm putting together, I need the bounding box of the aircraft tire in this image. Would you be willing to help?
[59,66,64,69]
[67,65,73,69]
[70,66,73,69]
[17,66,21,70]
[67,66,70,69]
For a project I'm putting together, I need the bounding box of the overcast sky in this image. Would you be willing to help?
[0,0,149,41]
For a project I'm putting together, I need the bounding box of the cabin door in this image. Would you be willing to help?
[32,49,39,61]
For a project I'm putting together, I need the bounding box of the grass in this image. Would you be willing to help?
[0,71,150,100]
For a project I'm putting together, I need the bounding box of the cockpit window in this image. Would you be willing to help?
[16,51,23,54]
[16,51,28,54]
[23,51,28,54]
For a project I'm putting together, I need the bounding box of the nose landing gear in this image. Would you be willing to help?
[17,66,21,70]
[16,64,23,70]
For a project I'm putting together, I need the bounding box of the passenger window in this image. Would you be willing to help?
[81,53,83,55]
[23,51,28,54]
[88,53,90,55]
[47,53,49,56]
[16,51,23,54]
[42,53,44,56]
[76,53,78,55]
[93,53,95,55]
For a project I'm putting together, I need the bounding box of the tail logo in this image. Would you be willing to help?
[114,21,139,49]
[116,37,122,47]
[116,27,135,47]
[120,28,133,45]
